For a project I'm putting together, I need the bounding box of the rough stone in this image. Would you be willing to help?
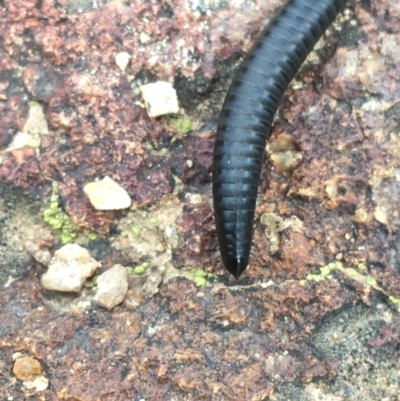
[23,375,49,392]
[94,264,128,310]
[41,244,100,292]
[140,81,179,117]
[115,52,130,72]
[13,356,41,380]
[83,176,132,211]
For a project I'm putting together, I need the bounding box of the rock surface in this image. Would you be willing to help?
[1,0,400,400]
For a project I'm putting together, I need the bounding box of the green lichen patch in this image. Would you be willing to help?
[132,262,150,275]
[166,115,195,137]
[320,265,331,277]
[389,296,400,313]
[303,261,377,288]
[183,268,212,287]
[143,142,169,157]
[366,276,377,286]
[131,226,140,237]
[302,261,400,313]
[87,232,98,240]
[42,183,77,244]
[149,217,158,224]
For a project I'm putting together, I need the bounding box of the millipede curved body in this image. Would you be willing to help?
[212,0,346,279]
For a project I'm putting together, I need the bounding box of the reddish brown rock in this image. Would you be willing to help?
[2,0,400,400]
[0,147,48,198]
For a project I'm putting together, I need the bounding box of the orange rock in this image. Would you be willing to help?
[13,356,41,380]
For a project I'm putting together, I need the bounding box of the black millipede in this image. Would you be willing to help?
[212,0,346,279]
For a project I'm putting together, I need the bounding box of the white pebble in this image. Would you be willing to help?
[23,375,49,392]
[115,52,130,72]
[41,244,100,292]
[84,176,131,210]
[140,81,179,118]
[94,264,128,310]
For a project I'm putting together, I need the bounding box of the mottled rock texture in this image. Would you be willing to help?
[2,0,400,400]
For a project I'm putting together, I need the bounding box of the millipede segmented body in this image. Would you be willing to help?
[212,0,346,279]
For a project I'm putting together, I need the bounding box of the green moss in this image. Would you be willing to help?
[166,115,195,135]
[149,217,157,224]
[331,261,343,270]
[43,182,78,244]
[303,260,400,314]
[87,232,98,240]
[125,267,135,276]
[131,226,140,237]
[389,295,400,305]
[303,261,343,285]
[60,230,77,244]
[133,262,150,275]
[194,276,207,287]
[388,295,400,313]
[346,268,358,277]
[185,268,211,287]
[134,266,146,275]
[121,230,129,237]
[320,265,331,277]
[143,142,169,157]
[357,262,367,270]
[306,274,324,283]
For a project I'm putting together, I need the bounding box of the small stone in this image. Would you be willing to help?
[267,133,296,152]
[115,52,130,72]
[139,32,149,43]
[140,81,179,117]
[143,266,164,297]
[41,244,100,292]
[374,206,388,225]
[84,176,131,210]
[6,102,48,153]
[13,356,41,380]
[125,284,144,309]
[23,102,49,136]
[267,134,303,171]
[269,150,303,171]
[24,375,49,391]
[156,243,165,252]
[94,264,128,310]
